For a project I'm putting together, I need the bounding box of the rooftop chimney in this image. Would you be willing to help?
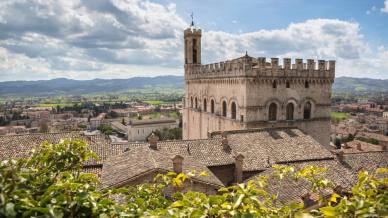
[356,142,362,151]
[172,155,184,174]
[148,133,159,150]
[234,153,244,183]
[221,133,230,152]
[222,137,230,151]
[301,192,315,208]
[334,185,344,195]
[337,150,344,160]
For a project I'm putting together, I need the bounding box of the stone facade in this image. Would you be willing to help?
[182,27,335,147]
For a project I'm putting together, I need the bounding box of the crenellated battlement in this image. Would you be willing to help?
[185,56,335,81]
[184,27,202,36]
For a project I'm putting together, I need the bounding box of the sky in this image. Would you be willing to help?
[0,0,387,81]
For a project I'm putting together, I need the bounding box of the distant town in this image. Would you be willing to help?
[0,95,183,143]
[1,78,387,150]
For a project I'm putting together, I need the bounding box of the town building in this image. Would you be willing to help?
[182,26,335,147]
[126,119,178,142]
[90,113,106,130]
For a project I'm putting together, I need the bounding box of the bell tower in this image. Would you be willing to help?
[184,17,201,65]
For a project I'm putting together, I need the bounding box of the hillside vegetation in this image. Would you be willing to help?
[333,77,388,93]
[0,76,387,97]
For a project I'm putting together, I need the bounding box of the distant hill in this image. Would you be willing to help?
[0,76,386,97]
[333,77,388,93]
[0,76,184,96]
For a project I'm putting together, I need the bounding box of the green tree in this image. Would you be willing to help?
[97,124,113,136]
[0,140,386,217]
[334,137,341,149]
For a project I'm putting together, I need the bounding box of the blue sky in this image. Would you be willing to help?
[0,0,387,81]
[166,0,388,45]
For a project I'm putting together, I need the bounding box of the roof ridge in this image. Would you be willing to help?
[210,126,299,137]
[0,131,84,138]
[125,138,221,146]
[343,150,388,155]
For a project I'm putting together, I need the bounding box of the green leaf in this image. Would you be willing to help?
[5,202,16,217]
[329,193,340,203]
[319,206,338,217]
[170,201,184,208]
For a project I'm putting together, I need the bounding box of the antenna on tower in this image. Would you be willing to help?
[190,12,194,27]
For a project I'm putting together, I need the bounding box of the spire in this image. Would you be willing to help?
[190,12,194,27]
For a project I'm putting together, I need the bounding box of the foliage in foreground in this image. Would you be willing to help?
[0,140,387,217]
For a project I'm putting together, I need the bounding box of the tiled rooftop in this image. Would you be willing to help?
[342,140,386,153]
[0,132,126,167]
[248,151,388,204]
[101,146,224,188]
[0,128,386,203]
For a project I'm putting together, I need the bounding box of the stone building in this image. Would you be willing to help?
[127,119,178,142]
[182,26,335,147]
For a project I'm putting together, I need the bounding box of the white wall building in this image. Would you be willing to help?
[127,119,178,142]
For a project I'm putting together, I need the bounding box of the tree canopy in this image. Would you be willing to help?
[0,140,386,217]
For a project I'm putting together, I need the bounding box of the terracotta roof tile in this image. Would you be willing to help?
[101,146,224,188]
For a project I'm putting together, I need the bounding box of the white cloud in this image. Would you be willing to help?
[0,0,387,81]
[0,0,187,81]
[382,0,388,13]
[201,19,387,78]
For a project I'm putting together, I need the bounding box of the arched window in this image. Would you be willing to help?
[195,97,198,109]
[190,97,193,108]
[203,98,207,112]
[222,101,227,117]
[269,103,277,121]
[231,102,237,119]
[286,81,290,88]
[211,99,215,113]
[286,103,294,120]
[304,102,312,119]
[272,81,277,88]
[305,81,309,88]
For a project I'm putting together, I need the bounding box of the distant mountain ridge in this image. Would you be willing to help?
[0,76,386,97]
[0,76,184,96]
[332,77,388,93]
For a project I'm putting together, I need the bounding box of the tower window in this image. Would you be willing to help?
[190,97,193,108]
[193,39,197,64]
[269,103,277,121]
[211,99,215,113]
[195,97,198,109]
[272,81,277,88]
[286,103,294,120]
[286,81,290,88]
[231,102,237,119]
[222,101,227,117]
[304,102,312,119]
[203,98,207,112]
[305,81,309,88]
